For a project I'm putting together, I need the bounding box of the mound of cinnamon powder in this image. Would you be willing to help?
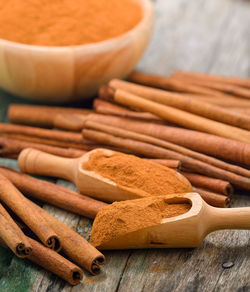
[0,0,142,46]
[90,196,190,248]
[82,151,192,197]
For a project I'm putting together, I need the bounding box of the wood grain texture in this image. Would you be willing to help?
[138,0,250,77]
[0,0,249,291]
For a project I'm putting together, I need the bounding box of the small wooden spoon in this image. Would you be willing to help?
[18,148,191,202]
[91,193,250,249]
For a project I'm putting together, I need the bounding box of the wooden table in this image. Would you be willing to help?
[0,0,249,291]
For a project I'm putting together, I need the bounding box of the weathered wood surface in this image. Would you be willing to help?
[0,0,249,291]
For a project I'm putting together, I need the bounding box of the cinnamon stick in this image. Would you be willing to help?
[0,167,107,219]
[0,137,86,159]
[27,237,83,285]
[0,123,88,144]
[8,104,91,128]
[0,174,61,251]
[53,102,163,132]
[172,71,250,89]
[101,87,250,143]
[82,128,250,190]
[0,235,83,285]
[0,190,105,274]
[0,203,32,258]
[128,72,234,98]
[0,132,97,151]
[229,107,250,115]
[0,186,105,274]
[182,95,250,107]
[84,119,250,178]
[172,74,250,99]
[0,132,132,156]
[94,99,163,122]
[86,113,250,166]
[0,122,100,150]
[108,80,250,131]
[53,113,87,131]
[182,172,233,196]
[147,159,181,170]
[28,199,105,275]
[194,188,231,208]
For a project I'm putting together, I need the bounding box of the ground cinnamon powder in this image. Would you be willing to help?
[82,151,192,197]
[90,196,191,248]
[0,0,142,46]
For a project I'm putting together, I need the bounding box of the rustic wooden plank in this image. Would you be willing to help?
[0,256,38,292]
[137,0,250,77]
[0,247,13,279]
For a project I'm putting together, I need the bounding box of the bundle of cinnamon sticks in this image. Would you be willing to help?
[0,70,250,283]
[1,72,250,204]
[0,169,105,285]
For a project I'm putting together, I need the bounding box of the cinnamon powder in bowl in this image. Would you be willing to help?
[0,0,153,102]
[0,0,142,46]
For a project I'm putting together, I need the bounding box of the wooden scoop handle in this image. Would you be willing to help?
[208,206,250,231]
[18,148,77,182]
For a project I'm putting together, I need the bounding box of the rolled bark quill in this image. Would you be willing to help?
[172,75,250,99]
[0,167,107,219]
[93,99,163,122]
[230,108,250,115]
[0,174,61,251]
[0,123,100,151]
[0,133,96,151]
[147,159,181,170]
[0,137,86,159]
[108,80,250,131]
[182,172,233,196]
[172,71,250,89]
[100,87,250,143]
[0,203,32,258]
[53,113,87,131]
[27,238,83,285]
[83,120,250,179]
[0,236,83,285]
[193,188,231,208]
[28,200,105,275]
[0,123,87,144]
[181,95,250,108]
[82,128,250,191]
[128,72,233,98]
[8,104,91,128]
[0,178,106,274]
[86,113,250,166]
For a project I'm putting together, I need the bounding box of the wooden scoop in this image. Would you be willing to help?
[90,193,250,250]
[18,148,192,202]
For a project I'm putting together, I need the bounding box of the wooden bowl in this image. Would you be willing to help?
[0,0,154,104]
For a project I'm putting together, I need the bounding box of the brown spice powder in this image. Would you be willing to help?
[90,196,190,248]
[82,151,192,197]
[0,0,142,46]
